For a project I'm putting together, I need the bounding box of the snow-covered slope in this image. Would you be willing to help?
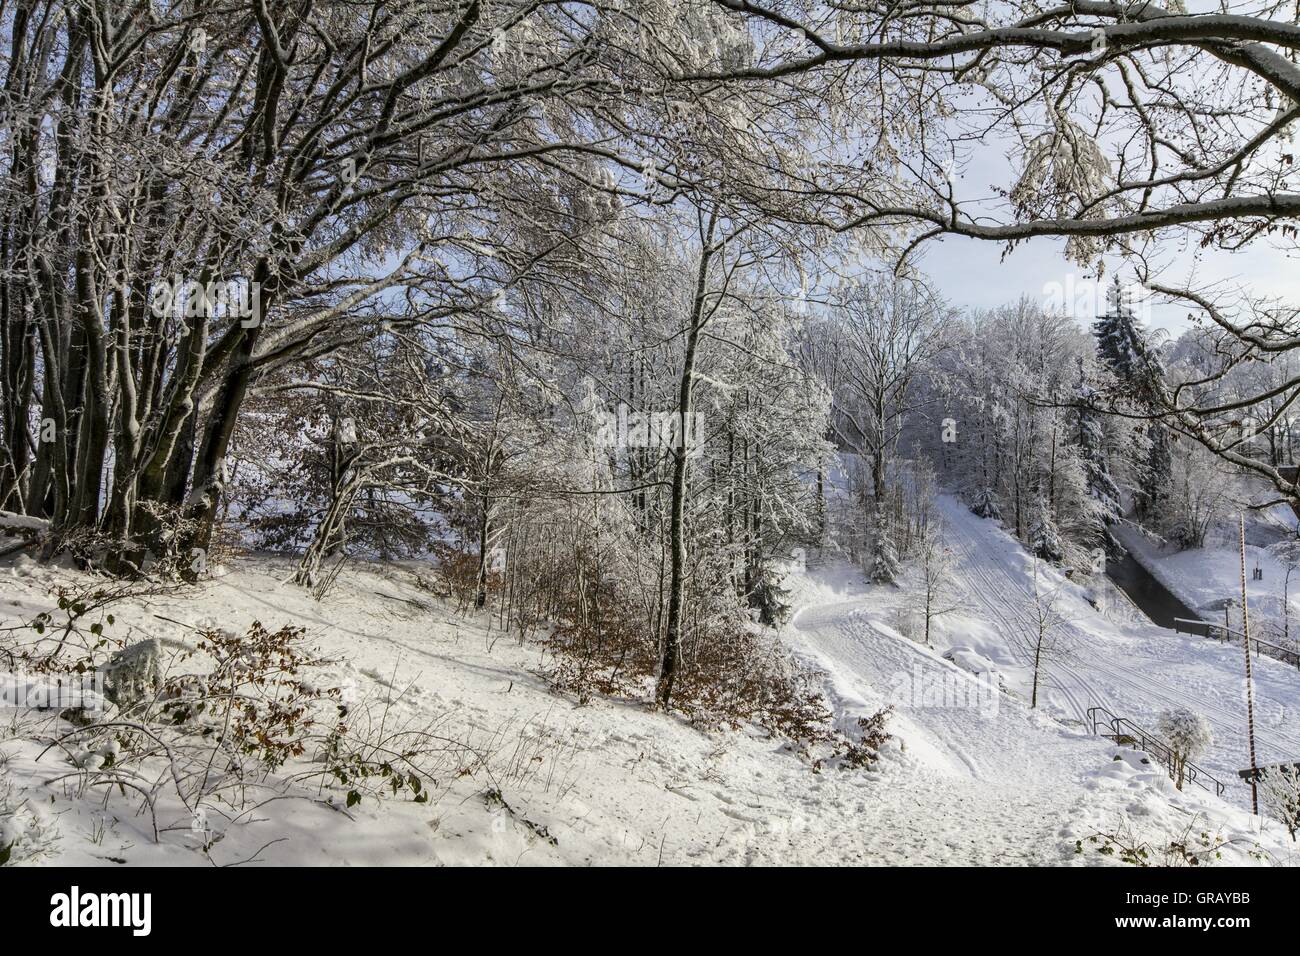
[3,508,1297,865]
[783,555,1291,865]
[0,552,1064,866]
[911,496,1300,806]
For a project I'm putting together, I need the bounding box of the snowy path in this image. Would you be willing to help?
[785,536,1294,863]
[937,496,1300,806]
[789,595,1109,864]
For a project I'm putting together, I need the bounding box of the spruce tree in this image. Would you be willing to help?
[970,486,1003,520]
[868,506,901,585]
[1093,278,1165,397]
[1139,424,1174,525]
[1093,278,1171,521]
[1028,496,1065,562]
[1075,360,1121,525]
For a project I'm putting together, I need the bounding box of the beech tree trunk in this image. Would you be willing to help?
[655,215,716,709]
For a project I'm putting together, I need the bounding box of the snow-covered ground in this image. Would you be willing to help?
[3,505,1296,866]
[925,496,1300,807]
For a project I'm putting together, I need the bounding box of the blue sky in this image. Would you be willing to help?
[917,231,1300,337]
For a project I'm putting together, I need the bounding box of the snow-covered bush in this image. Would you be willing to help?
[969,487,1002,521]
[158,623,340,773]
[11,615,475,862]
[837,708,892,770]
[0,777,58,865]
[1260,764,1300,842]
[1082,812,1233,867]
[444,452,837,749]
[1157,707,1214,791]
[539,533,837,747]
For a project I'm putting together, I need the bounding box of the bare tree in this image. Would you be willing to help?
[654,201,808,707]
[912,523,961,648]
[1021,561,1071,710]
[820,273,950,506]
[693,2,1300,504]
[0,1,703,569]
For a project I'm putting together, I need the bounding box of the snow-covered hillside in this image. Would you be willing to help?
[931,495,1300,806]
[4,507,1296,865]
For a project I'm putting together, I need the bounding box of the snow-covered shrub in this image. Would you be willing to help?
[1028,497,1065,563]
[483,499,836,748]
[543,558,837,748]
[158,622,341,773]
[6,578,176,724]
[1082,813,1234,867]
[1260,764,1300,842]
[21,617,468,861]
[1157,707,1214,791]
[0,777,58,865]
[969,487,1002,520]
[837,707,892,769]
[430,542,504,614]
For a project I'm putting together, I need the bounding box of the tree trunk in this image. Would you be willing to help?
[655,218,715,709]
[475,489,492,609]
[1031,635,1042,709]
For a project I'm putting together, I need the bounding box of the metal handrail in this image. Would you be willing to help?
[1172,617,1300,670]
[1086,706,1228,797]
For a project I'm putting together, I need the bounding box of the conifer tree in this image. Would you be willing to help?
[1028,496,1065,563]
[1093,278,1171,522]
[1094,278,1163,393]
[1074,360,1121,526]
[868,506,901,585]
[970,487,1003,521]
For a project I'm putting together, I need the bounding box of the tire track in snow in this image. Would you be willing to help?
[945,507,1111,728]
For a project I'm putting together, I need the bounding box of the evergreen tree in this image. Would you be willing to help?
[747,564,793,626]
[1139,424,1174,525]
[1075,360,1121,525]
[969,486,1003,520]
[1093,278,1172,521]
[1028,496,1065,562]
[868,506,901,585]
[1093,278,1166,397]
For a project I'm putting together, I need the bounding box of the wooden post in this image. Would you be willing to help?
[1239,516,1260,815]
